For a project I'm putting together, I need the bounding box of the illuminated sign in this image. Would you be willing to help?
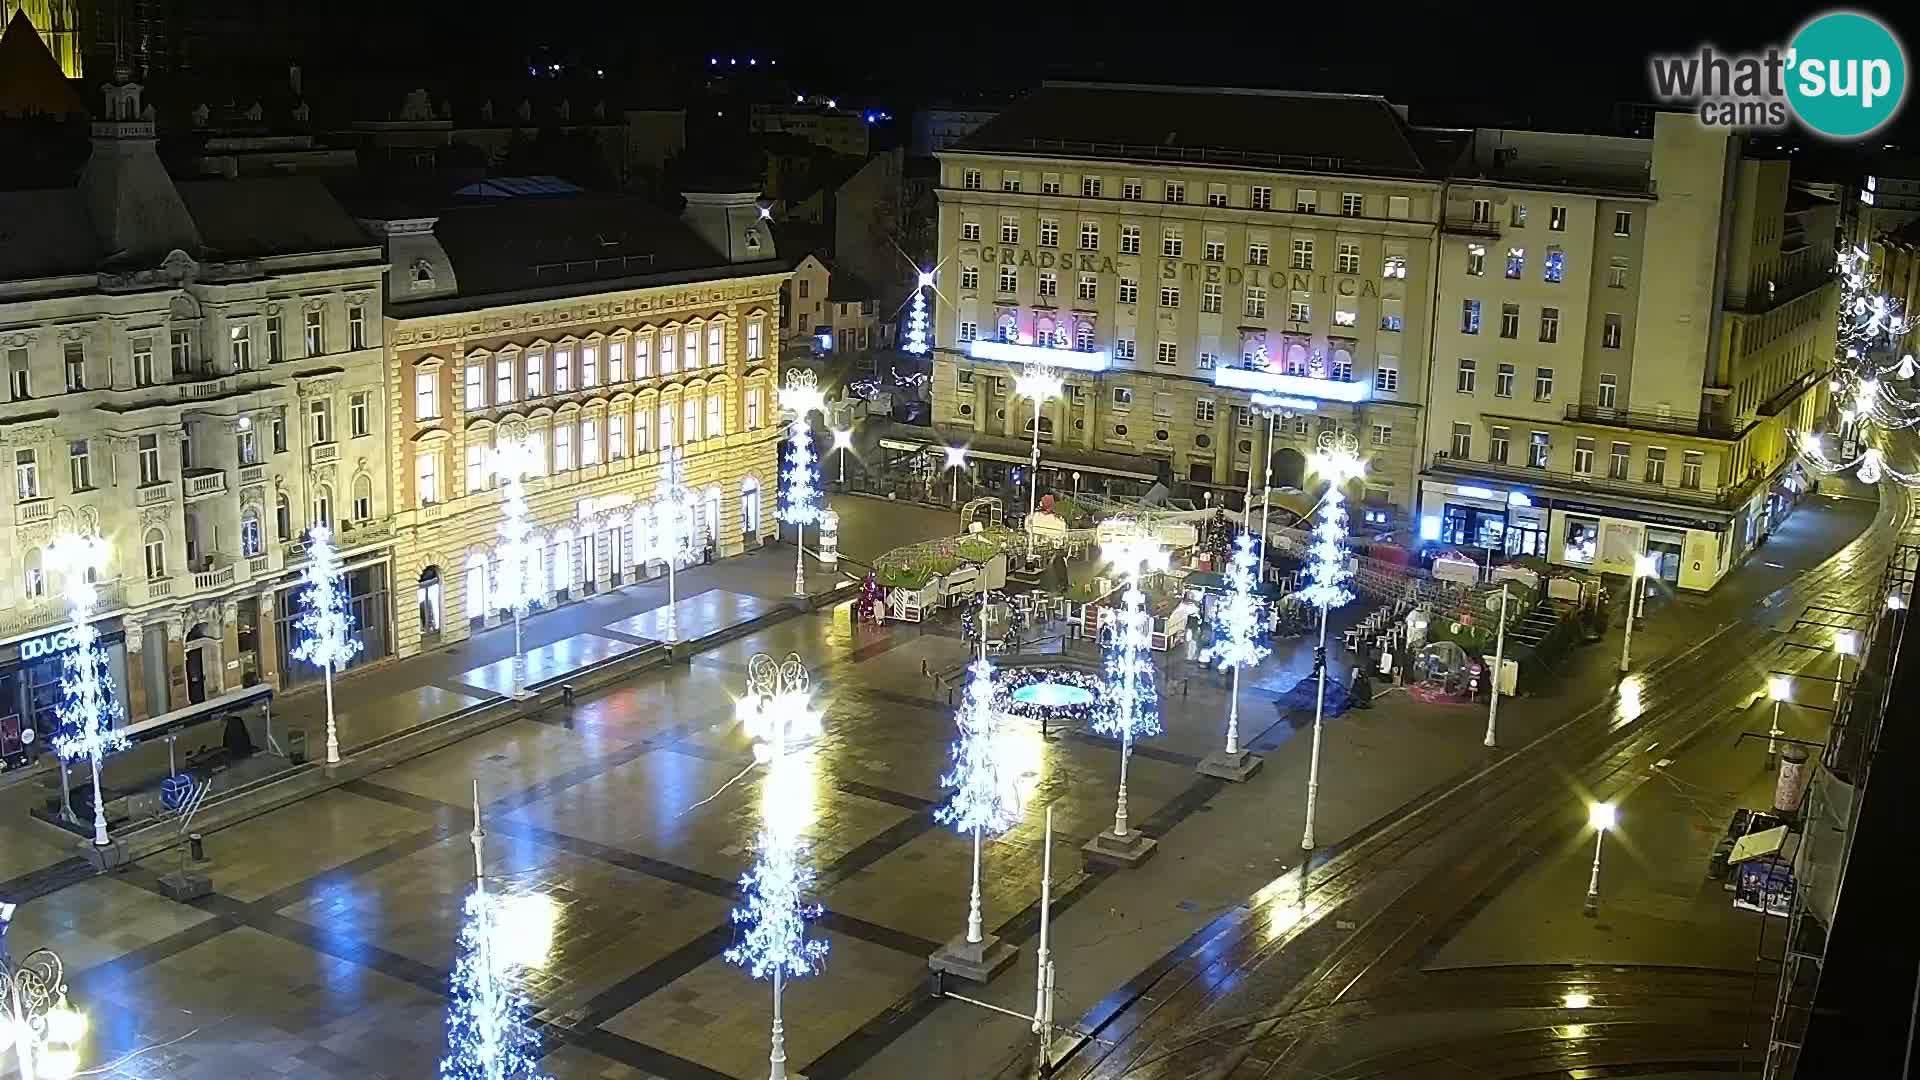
[20,627,81,662]
[968,340,1111,372]
[1456,486,1498,499]
[1250,393,1319,412]
[1213,365,1371,403]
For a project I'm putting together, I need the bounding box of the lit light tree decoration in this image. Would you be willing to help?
[47,532,127,847]
[1300,431,1365,851]
[493,429,538,699]
[1828,247,1918,439]
[652,445,700,642]
[779,369,827,597]
[1796,430,1920,487]
[1086,526,1166,864]
[290,524,363,765]
[440,784,550,1080]
[932,613,1025,970]
[1198,531,1270,781]
[902,270,933,356]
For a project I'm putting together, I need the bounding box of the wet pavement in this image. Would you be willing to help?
[0,488,1897,1080]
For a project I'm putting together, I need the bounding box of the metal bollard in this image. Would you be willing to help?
[189,832,206,862]
[561,684,576,708]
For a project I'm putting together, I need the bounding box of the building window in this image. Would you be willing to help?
[554,423,574,470]
[353,475,372,521]
[1380,300,1404,331]
[13,449,38,500]
[1471,199,1492,224]
[997,314,1019,342]
[1155,342,1178,366]
[351,392,370,437]
[999,265,1018,293]
[1613,210,1632,236]
[415,371,438,420]
[266,316,283,362]
[963,169,981,190]
[1371,423,1392,447]
[958,321,978,342]
[241,509,263,557]
[1529,431,1550,468]
[559,346,579,392]
[465,362,485,409]
[495,358,516,403]
[1240,242,1265,267]
[144,528,165,580]
[1602,313,1624,350]
[1118,278,1138,304]
[1549,205,1567,231]
[312,485,333,527]
[1462,299,1482,334]
[609,415,625,459]
[466,444,487,493]
[1489,426,1510,464]
[583,417,601,464]
[636,407,652,451]
[1195,398,1216,423]
[1120,224,1141,254]
[1337,242,1360,275]
[1164,180,1185,203]
[1506,247,1525,279]
[133,335,156,386]
[962,222,981,242]
[1079,222,1099,250]
[961,266,979,290]
[137,433,162,485]
[1510,202,1530,227]
[1002,173,1022,192]
[1202,282,1222,312]
[706,395,723,438]
[1076,274,1098,303]
[1465,244,1486,276]
[1500,303,1520,339]
[310,399,332,443]
[1573,437,1595,474]
[1152,392,1173,418]
[1001,216,1019,244]
[1608,258,1629,288]
[416,451,440,503]
[1041,175,1061,195]
[237,427,257,466]
[1159,286,1179,308]
[1535,367,1555,401]
[63,343,85,390]
[1251,186,1272,210]
[1123,179,1142,200]
[1609,442,1631,480]
[683,398,699,442]
[1081,175,1102,197]
[1243,286,1266,318]
[1539,307,1560,343]
[527,350,547,395]
[1115,338,1135,360]
[1289,300,1311,323]
[1202,240,1225,262]
[1457,357,1477,393]
[1374,362,1399,393]
[169,328,193,374]
[582,344,600,386]
[1162,229,1183,258]
[348,304,367,349]
[1598,373,1618,409]
[275,493,291,538]
[1543,248,1565,283]
[1039,219,1059,247]
[1645,446,1667,484]
[1496,363,1515,398]
[1451,423,1472,459]
[1290,238,1313,270]
[1040,272,1059,299]
[608,340,626,382]
[304,309,324,355]
[1341,192,1364,217]
[1207,184,1228,208]
[1681,450,1703,490]
[1295,189,1317,213]
[1333,305,1357,328]
[1076,323,1096,351]
[67,438,92,491]
[1112,387,1133,409]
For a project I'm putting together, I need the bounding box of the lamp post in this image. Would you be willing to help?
[1,906,86,1080]
[945,445,968,505]
[1300,432,1365,852]
[1247,398,1295,556]
[492,428,538,700]
[45,533,126,848]
[1583,801,1616,916]
[1084,528,1167,867]
[831,427,854,486]
[1483,583,1510,748]
[779,370,827,598]
[1767,675,1791,769]
[1616,553,1658,674]
[1015,364,1064,558]
[656,445,697,643]
[1834,630,1859,705]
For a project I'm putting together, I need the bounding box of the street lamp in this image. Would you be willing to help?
[45,533,126,846]
[1248,395,1296,557]
[1,905,86,1080]
[1583,801,1616,916]
[1014,364,1064,558]
[944,445,968,504]
[1300,432,1365,852]
[1483,583,1511,748]
[491,429,539,700]
[779,370,827,598]
[1617,552,1658,674]
[1834,630,1859,705]
[831,427,854,486]
[1767,674,1792,769]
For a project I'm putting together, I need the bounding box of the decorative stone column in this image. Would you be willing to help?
[220,599,243,691]
[256,590,282,688]
[165,617,189,707]
[124,624,149,723]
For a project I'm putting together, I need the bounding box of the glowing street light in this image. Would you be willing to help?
[1766,674,1792,769]
[944,445,968,503]
[1300,433,1364,851]
[1834,629,1860,706]
[1086,527,1167,866]
[831,427,854,485]
[1583,801,1616,916]
[1617,552,1659,674]
[1483,583,1511,748]
[1015,364,1064,557]
[1,904,87,1080]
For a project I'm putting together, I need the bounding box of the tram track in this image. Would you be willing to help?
[1036,478,1910,1080]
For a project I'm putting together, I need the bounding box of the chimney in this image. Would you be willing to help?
[680,190,775,264]
[288,62,302,97]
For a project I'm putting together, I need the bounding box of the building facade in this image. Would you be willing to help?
[0,80,392,768]
[1420,115,1835,591]
[357,188,788,662]
[932,84,1442,526]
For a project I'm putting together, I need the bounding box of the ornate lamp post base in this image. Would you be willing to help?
[1196,749,1264,782]
[1081,828,1157,869]
[928,932,1018,984]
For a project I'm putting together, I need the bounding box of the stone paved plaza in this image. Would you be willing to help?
[0,492,1881,1080]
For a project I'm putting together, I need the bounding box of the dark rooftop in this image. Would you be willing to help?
[0,189,98,277]
[952,82,1438,179]
[176,177,375,259]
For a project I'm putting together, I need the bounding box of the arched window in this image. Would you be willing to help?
[658,402,676,448]
[740,478,761,542]
[353,474,373,521]
[275,493,292,540]
[312,484,333,528]
[998,312,1020,342]
[464,552,488,621]
[241,507,263,557]
[22,547,45,599]
[1285,344,1309,376]
[143,528,166,580]
[683,397,701,443]
[550,528,572,592]
[704,486,722,547]
[631,504,651,566]
[418,565,442,633]
[1075,321,1096,352]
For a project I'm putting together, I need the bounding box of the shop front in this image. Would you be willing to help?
[0,617,131,773]
[272,561,393,688]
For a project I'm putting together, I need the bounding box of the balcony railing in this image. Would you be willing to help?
[17,498,52,525]
[248,555,273,576]
[1442,216,1501,237]
[240,465,267,486]
[310,442,340,465]
[184,469,228,499]
[284,515,396,563]
[144,576,175,600]
[0,580,128,640]
[192,562,235,592]
[136,482,175,506]
[1428,452,1745,509]
[1561,402,1745,439]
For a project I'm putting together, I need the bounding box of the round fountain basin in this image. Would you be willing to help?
[1010,681,1096,709]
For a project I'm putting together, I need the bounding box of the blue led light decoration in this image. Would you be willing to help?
[493,431,539,698]
[903,271,933,356]
[1202,531,1271,758]
[1093,530,1166,841]
[652,445,701,641]
[726,833,830,982]
[1299,431,1365,852]
[779,369,827,597]
[47,532,128,847]
[441,786,550,1080]
[290,524,364,765]
[936,628,1025,945]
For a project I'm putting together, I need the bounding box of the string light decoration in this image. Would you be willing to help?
[47,533,126,847]
[961,588,1026,648]
[855,570,882,624]
[903,270,933,356]
[1091,529,1166,852]
[441,786,550,1080]
[493,433,539,698]
[1797,431,1920,486]
[1300,432,1365,851]
[1201,532,1270,765]
[651,445,701,642]
[936,647,1025,949]
[290,524,364,765]
[780,369,827,596]
[992,667,1105,726]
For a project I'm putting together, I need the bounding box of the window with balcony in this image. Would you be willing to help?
[304,309,324,355]
[14,449,38,500]
[1451,423,1472,458]
[276,493,292,539]
[1528,431,1550,468]
[1539,307,1560,343]
[1472,199,1492,224]
[1457,357,1477,393]
[133,336,156,387]
[1489,426,1510,464]
[352,476,372,521]
[241,509,263,557]
[1462,299,1482,334]
[1603,314,1623,349]
[1120,224,1141,254]
[1290,239,1313,270]
[1681,450,1703,490]
[1609,442,1631,480]
[1645,446,1667,484]
[414,371,439,420]
[64,439,93,491]
[1496,363,1515,398]
[310,399,332,444]
[144,528,166,580]
[1598,372,1618,409]
[237,429,257,467]
[169,329,193,375]
[1535,367,1554,401]
[313,484,333,528]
